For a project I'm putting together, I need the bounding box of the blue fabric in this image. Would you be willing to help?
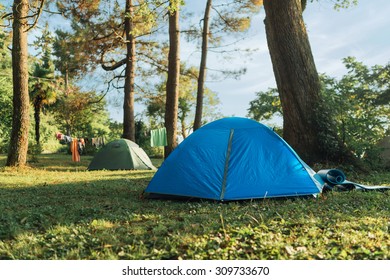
[145,117,323,200]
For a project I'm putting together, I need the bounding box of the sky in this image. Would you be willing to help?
[108,0,390,124]
[169,0,390,127]
[14,0,389,125]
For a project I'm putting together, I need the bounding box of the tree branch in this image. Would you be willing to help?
[87,91,108,105]
[101,58,127,71]
[211,6,234,30]
[42,9,63,15]
[1,12,13,20]
[138,52,167,73]
[26,0,46,32]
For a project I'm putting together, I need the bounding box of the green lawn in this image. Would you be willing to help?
[0,154,389,260]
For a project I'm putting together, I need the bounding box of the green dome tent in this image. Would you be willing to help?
[88,139,156,171]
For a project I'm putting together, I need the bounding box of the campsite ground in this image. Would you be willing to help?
[0,154,389,260]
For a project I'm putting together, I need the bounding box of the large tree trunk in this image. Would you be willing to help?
[122,0,136,141]
[193,0,212,131]
[6,0,30,167]
[263,0,347,164]
[164,2,180,158]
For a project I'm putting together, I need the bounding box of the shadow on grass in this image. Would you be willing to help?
[0,154,91,172]
[0,154,163,172]
[0,174,150,236]
[0,154,389,260]
[0,173,227,259]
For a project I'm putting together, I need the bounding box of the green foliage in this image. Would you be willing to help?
[51,89,111,138]
[178,66,222,135]
[135,119,154,154]
[107,121,123,142]
[56,0,162,73]
[322,57,390,162]
[0,154,389,260]
[309,0,358,11]
[208,0,262,36]
[0,75,13,153]
[145,65,222,136]
[0,15,11,71]
[105,119,156,156]
[0,14,112,154]
[168,0,184,14]
[28,112,62,154]
[30,24,62,146]
[182,0,260,84]
[247,88,281,121]
[0,22,13,153]
[247,57,390,166]
[331,0,358,11]
[53,29,89,80]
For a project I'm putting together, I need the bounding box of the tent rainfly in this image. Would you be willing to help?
[145,117,324,200]
[88,139,156,171]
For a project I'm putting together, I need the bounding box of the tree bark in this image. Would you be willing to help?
[193,0,212,131]
[122,0,136,141]
[164,2,180,158]
[34,98,42,145]
[263,0,345,164]
[6,0,30,167]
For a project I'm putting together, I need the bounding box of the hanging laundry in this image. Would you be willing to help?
[150,127,167,147]
[79,138,85,147]
[78,138,85,155]
[55,132,63,140]
[97,136,105,147]
[71,138,80,162]
[91,136,105,148]
[64,135,72,144]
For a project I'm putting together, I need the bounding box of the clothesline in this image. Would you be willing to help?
[55,132,105,147]
[55,132,105,162]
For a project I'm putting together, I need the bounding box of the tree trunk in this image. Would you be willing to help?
[193,0,212,131]
[34,99,42,145]
[263,0,346,164]
[6,0,30,167]
[122,0,136,141]
[180,109,188,139]
[164,2,180,158]
[64,65,69,96]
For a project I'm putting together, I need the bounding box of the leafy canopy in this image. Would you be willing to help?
[247,57,390,162]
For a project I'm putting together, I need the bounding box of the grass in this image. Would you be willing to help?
[0,154,389,260]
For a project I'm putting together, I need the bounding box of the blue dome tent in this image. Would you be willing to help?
[145,117,324,201]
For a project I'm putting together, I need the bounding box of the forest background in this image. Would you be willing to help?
[0,0,389,167]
